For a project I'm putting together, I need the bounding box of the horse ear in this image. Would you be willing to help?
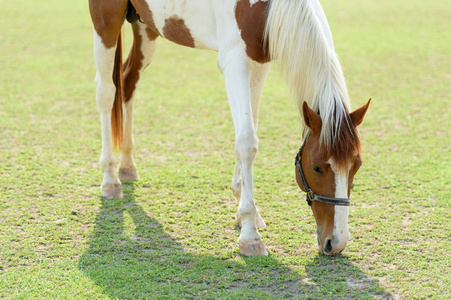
[350,98,371,127]
[302,101,322,133]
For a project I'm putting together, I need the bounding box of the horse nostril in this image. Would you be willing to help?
[324,239,333,254]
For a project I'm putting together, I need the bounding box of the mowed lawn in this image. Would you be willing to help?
[1,0,449,299]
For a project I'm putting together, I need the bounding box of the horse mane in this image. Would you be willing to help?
[264,0,360,167]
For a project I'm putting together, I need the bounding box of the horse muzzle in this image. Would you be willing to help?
[317,230,349,256]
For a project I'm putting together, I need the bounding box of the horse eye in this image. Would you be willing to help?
[312,165,323,174]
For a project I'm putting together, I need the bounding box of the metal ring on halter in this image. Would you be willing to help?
[295,134,351,206]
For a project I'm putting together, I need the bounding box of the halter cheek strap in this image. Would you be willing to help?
[294,136,351,206]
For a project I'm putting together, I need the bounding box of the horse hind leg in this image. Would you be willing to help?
[119,22,158,181]
[90,0,127,198]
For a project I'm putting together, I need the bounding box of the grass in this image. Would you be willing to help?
[0,0,450,299]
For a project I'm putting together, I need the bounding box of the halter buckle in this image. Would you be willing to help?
[306,190,314,206]
[307,189,314,201]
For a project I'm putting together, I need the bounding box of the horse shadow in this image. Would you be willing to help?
[304,255,393,299]
[79,182,392,299]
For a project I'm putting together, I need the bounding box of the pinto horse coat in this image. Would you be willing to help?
[89,0,370,256]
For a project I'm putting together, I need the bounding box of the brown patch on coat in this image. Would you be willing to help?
[130,0,160,37]
[123,23,144,102]
[89,0,128,48]
[162,16,195,48]
[145,26,159,41]
[123,22,159,103]
[235,0,271,63]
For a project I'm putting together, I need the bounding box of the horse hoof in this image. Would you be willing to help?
[101,184,123,199]
[119,167,139,181]
[239,240,268,256]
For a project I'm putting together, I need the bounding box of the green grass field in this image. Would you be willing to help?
[1,0,450,299]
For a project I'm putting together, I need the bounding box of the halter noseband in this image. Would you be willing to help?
[295,135,351,206]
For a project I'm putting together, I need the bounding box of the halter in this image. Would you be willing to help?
[295,134,351,206]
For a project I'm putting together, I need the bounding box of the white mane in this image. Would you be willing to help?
[264,0,351,149]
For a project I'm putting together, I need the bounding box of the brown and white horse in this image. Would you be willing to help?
[88,0,370,256]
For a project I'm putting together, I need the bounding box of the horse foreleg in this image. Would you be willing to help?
[233,60,271,229]
[250,60,271,228]
[219,50,267,256]
[119,23,158,181]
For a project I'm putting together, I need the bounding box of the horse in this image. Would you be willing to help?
[88,0,371,256]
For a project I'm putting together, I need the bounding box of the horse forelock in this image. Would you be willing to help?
[321,107,362,172]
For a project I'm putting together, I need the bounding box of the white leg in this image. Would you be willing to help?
[218,49,267,256]
[233,60,271,229]
[249,60,271,131]
[119,99,138,181]
[119,23,158,181]
[94,30,122,198]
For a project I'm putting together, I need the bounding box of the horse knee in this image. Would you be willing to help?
[235,135,258,161]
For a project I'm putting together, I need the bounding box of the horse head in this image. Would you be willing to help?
[296,100,370,255]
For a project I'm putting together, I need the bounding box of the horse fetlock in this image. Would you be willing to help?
[99,157,117,172]
[237,202,266,229]
[237,211,266,229]
[237,202,257,220]
[101,162,122,198]
[237,210,261,243]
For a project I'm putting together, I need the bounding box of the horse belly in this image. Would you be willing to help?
[136,0,219,50]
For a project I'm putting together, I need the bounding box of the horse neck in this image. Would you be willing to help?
[264,0,351,149]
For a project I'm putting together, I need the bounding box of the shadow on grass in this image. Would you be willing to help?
[304,255,394,299]
[79,182,392,299]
